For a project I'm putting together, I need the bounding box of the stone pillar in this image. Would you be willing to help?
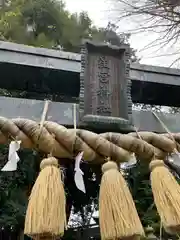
[79,40,133,131]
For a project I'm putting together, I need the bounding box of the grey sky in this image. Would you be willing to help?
[64,0,179,68]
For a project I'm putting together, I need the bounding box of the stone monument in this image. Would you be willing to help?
[79,40,133,131]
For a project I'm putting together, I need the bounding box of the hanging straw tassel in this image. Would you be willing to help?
[150,159,180,234]
[24,157,66,239]
[99,161,144,240]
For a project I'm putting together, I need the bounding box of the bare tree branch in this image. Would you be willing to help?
[110,0,180,66]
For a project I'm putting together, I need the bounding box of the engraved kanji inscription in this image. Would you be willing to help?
[97,90,111,104]
[97,56,108,68]
[97,106,111,115]
[96,55,112,115]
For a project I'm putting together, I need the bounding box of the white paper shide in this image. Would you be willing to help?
[1,140,21,171]
[74,152,86,193]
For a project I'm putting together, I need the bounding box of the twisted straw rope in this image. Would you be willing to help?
[0,117,179,163]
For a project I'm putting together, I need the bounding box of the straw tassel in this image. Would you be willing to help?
[150,159,180,234]
[99,161,144,240]
[24,157,66,239]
